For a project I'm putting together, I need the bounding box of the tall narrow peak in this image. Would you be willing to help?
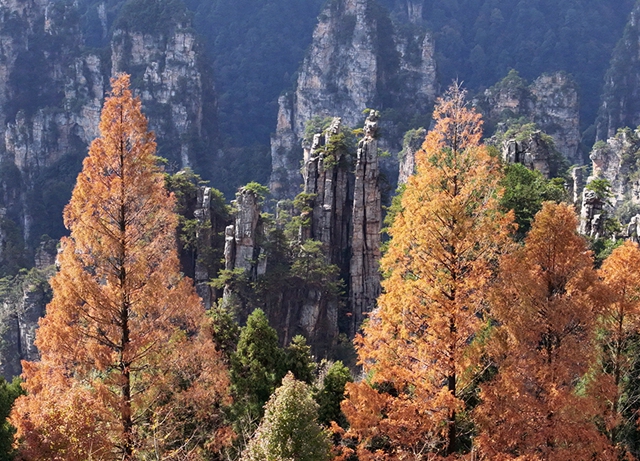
[350,111,381,335]
[269,0,437,201]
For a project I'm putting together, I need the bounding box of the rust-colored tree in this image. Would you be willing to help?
[592,240,640,458]
[475,202,616,460]
[340,84,514,459]
[10,75,232,461]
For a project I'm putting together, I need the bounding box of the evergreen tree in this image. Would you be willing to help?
[10,74,232,461]
[315,361,352,428]
[231,308,286,423]
[0,377,23,461]
[285,335,315,384]
[242,372,331,461]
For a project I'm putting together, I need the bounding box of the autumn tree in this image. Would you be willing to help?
[10,74,232,461]
[475,202,615,460]
[341,84,514,459]
[593,240,640,458]
[241,372,331,461]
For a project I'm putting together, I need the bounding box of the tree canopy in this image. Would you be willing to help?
[10,74,232,461]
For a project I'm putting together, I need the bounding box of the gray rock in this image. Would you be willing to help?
[483,72,581,165]
[350,111,381,335]
[269,0,437,201]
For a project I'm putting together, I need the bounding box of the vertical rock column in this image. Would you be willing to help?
[350,111,381,335]
[221,187,263,311]
[298,117,350,342]
[303,117,351,271]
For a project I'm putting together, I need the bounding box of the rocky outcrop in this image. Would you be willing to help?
[626,214,640,243]
[221,187,265,310]
[269,0,437,200]
[482,71,581,165]
[349,111,381,336]
[501,131,558,178]
[579,189,607,238]
[0,240,56,379]
[570,166,588,206]
[398,127,426,184]
[588,128,640,208]
[302,117,351,271]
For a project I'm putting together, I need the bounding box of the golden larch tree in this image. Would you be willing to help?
[340,84,514,459]
[475,202,616,461]
[11,74,232,461]
[593,240,640,458]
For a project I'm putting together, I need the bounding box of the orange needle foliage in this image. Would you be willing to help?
[592,240,640,457]
[475,202,616,461]
[340,84,514,460]
[10,74,232,461]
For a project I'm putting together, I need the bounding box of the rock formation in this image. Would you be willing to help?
[302,117,351,271]
[0,0,217,259]
[626,214,640,243]
[269,0,437,200]
[501,131,558,178]
[588,127,640,208]
[349,111,381,336]
[579,189,606,238]
[482,71,581,165]
[221,186,265,311]
[598,2,640,140]
[570,166,588,206]
[398,127,426,184]
[111,25,216,172]
[0,240,56,379]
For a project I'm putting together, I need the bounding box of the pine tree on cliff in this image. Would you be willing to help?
[11,74,232,461]
[340,84,514,458]
[475,202,617,460]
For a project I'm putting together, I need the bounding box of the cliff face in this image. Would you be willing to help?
[578,127,640,238]
[598,3,640,140]
[0,0,216,256]
[588,128,640,208]
[0,240,56,379]
[111,25,216,172]
[482,71,581,165]
[269,0,437,200]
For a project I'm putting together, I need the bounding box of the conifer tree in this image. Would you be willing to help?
[242,372,331,461]
[11,74,231,461]
[475,202,615,460]
[594,240,640,457]
[230,308,286,450]
[341,84,514,458]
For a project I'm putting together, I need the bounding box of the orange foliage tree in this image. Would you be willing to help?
[340,84,514,459]
[475,202,616,460]
[593,240,640,457]
[10,74,232,461]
